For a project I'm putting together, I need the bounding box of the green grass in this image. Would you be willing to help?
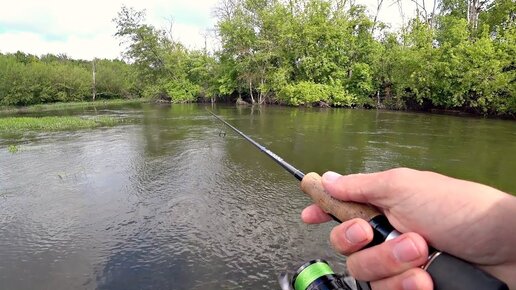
[0,116,121,132]
[0,98,147,114]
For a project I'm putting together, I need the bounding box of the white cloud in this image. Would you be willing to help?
[0,0,220,60]
[0,0,430,60]
[0,31,121,60]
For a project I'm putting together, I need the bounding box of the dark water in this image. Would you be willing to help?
[0,104,514,289]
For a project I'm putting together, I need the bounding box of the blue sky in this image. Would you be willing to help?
[0,0,420,60]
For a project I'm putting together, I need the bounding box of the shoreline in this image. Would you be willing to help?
[1,98,514,121]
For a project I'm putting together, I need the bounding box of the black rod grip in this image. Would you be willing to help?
[426,252,508,290]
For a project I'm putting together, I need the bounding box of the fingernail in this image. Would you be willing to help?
[402,274,418,290]
[345,223,368,244]
[322,171,341,183]
[393,237,421,263]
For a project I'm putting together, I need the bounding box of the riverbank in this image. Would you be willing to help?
[0,98,147,114]
[1,98,513,120]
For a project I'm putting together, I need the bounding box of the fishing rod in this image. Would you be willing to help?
[208,109,304,181]
[207,109,508,290]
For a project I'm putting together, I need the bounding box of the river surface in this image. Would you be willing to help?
[0,104,515,289]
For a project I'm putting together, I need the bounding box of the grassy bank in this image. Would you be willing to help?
[0,116,121,132]
[0,98,147,114]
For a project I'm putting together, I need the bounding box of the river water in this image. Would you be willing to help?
[0,104,514,289]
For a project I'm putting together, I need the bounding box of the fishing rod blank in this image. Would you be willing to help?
[207,109,304,181]
[208,109,508,290]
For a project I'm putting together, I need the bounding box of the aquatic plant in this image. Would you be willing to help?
[7,144,18,153]
[0,99,146,114]
[0,116,121,132]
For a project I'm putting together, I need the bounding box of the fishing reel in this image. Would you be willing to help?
[278,259,369,290]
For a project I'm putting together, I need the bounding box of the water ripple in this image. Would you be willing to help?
[1,104,514,289]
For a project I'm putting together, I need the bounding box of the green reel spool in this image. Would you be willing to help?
[291,259,351,290]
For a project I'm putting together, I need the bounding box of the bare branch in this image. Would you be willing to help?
[372,0,385,34]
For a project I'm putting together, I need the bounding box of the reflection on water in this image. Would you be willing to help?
[0,104,514,289]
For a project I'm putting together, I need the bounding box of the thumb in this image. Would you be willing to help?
[321,169,407,209]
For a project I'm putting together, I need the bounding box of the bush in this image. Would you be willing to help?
[329,88,357,107]
[279,81,363,107]
[278,81,331,106]
[164,80,200,103]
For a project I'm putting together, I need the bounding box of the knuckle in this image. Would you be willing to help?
[370,268,433,290]
[345,232,429,281]
[386,233,428,268]
[386,167,412,181]
[346,253,372,279]
[383,167,415,191]
[403,268,434,290]
[330,226,354,255]
[346,247,392,280]
[329,226,348,254]
[401,232,429,259]
[330,219,372,255]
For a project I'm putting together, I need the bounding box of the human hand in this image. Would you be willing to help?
[301,168,516,290]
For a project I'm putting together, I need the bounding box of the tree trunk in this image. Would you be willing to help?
[371,0,384,33]
[468,0,481,30]
[249,80,255,104]
[92,58,96,101]
[429,0,437,28]
[259,79,265,104]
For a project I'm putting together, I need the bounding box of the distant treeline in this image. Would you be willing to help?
[1,0,515,117]
[0,53,136,105]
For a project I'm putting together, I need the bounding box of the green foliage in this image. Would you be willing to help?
[279,81,331,106]
[372,13,515,116]
[278,81,358,107]
[347,63,374,98]
[0,0,515,117]
[0,52,137,106]
[187,51,218,101]
[330,89,358,107]
[479,0,516,34]
[113,6,218,103]
[95,59,136,99]
[216,0,381,105]
[163,79,200,103]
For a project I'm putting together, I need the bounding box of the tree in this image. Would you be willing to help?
[113,6,215,102]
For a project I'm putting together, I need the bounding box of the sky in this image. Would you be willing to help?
[0,0,220,60]
[0,0,423,61]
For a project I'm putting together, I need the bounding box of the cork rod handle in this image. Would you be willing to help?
[300,172,380,222]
